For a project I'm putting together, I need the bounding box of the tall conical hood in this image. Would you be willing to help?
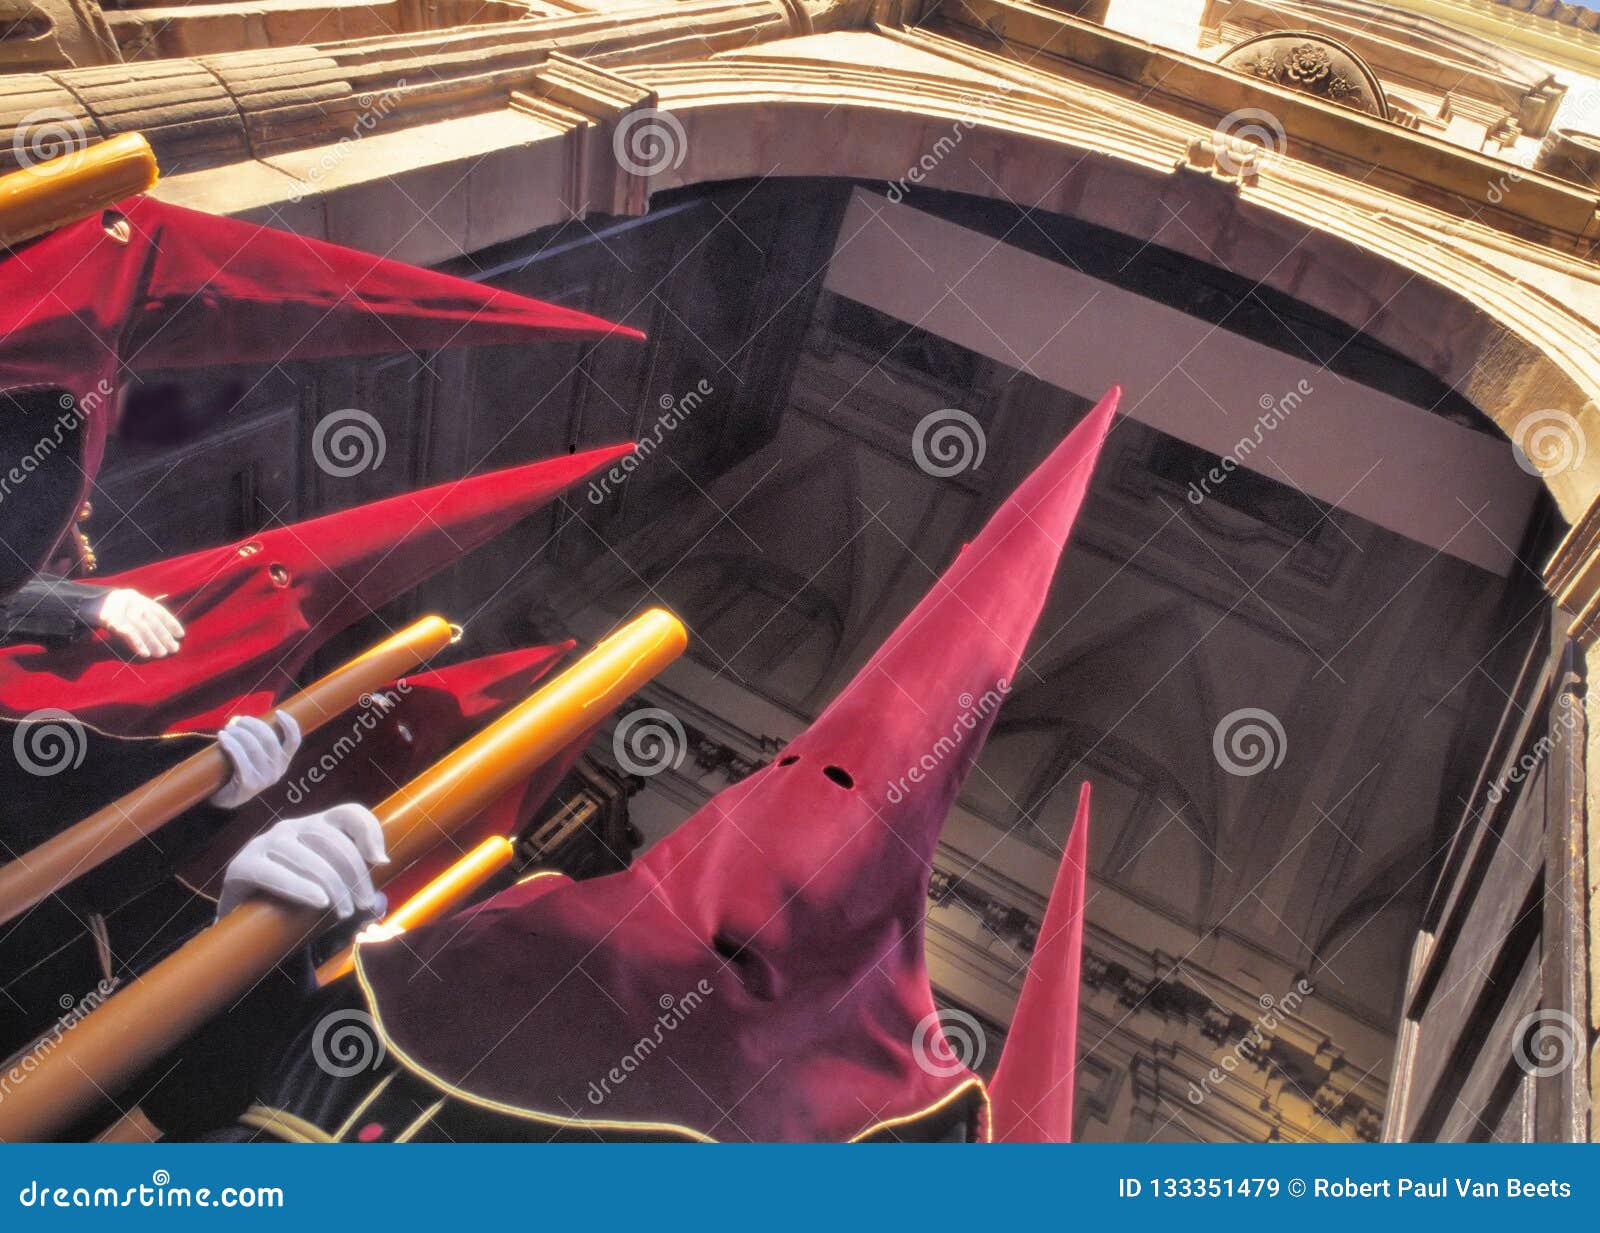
[355,389,1121,1142]
[0,443,635,734]
[0,196,640,594]
[989,781,1091,1143]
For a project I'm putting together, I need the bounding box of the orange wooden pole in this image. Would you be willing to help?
[0,133,159,248]
[0,608,686,1142]
[0,615,454,929]
[315,835,516,985]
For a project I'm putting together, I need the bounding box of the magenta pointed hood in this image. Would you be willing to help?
[355,389,1121,1141]
[989,781,1090,1143]
[0,195,641,596]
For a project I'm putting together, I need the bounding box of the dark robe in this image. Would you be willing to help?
[196,981,980,1144]
[0,576,100,644]
[0,718,237,1053]
[0,716,357,1140]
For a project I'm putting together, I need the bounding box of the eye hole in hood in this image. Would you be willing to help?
[712,931,781,1003]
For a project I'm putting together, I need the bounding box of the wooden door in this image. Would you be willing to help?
[1383,609,1589,1141]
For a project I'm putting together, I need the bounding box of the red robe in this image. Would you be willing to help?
[0,444,635,734]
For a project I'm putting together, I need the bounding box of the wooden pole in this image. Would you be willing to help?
[0,608,686,1142]
[0,133,159,249]
[314,835,516,985]
[0,615,455,929]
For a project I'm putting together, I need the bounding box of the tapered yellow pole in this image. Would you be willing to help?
[0,609,687,1142]
[0,133,159,248]
[315,836,516,985]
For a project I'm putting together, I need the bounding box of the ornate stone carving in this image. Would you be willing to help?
[0,0,119,71]
[1218,31,1389,119]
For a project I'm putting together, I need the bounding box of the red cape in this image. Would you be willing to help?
[989,782,1090,1143]
[0,195,640,591]
[179,646,591,904]
[0,444,634,734]
[355,389,1120,1142]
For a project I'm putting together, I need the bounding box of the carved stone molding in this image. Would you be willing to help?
[0,0,870,177]
[1545,497,1600,644]
[511,53,659,216]
[1177,133,1265,188]
[0,0,118,71]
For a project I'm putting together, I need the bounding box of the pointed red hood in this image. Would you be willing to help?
[180,644,586,902]
[0,195,640,592]
[355,389,1121,1142]
[989,782,1090,1143]
[0,443,635,735]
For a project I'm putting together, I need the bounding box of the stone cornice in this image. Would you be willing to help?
[1399,0,1600,77]
[0,0,871,176]
[926,0,1600,251]
[1545,498,1600,642]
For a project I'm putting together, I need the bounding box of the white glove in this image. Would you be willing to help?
[217,803,389,920]
[209,711,302,808]
[85,588,185,658]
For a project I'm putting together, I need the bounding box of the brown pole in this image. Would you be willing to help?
[0,615,455,929]
[0,608,687,1142]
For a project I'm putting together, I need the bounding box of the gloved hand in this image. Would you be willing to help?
[209,711,302,808]
[84,588,185,658]
[217,804,389,920]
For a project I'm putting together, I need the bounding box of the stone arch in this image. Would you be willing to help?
[618,58,1600,522]
[3,0,1594,520]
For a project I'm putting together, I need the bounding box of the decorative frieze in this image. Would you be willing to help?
[1217,31,1390,119]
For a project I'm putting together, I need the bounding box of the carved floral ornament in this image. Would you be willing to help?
[1218,32,1390,121]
